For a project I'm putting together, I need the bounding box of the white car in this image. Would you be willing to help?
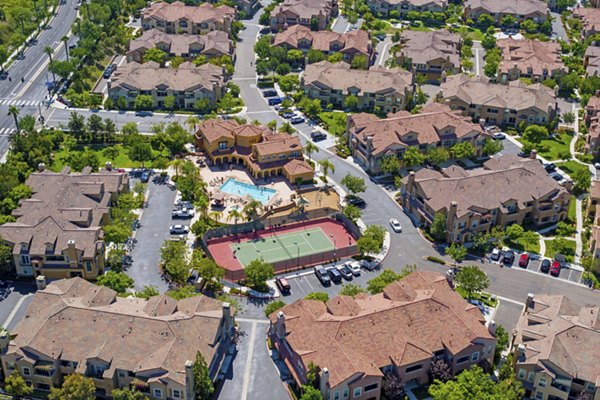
[346,261,361,276]
[389,218,402,233]
[492,132,506,140]
[169,225,189,235]
[172,208,194,219]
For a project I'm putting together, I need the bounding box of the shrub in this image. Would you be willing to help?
[427,256,446,265]
[264,300,286,317]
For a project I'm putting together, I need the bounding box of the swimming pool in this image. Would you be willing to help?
[219,178,277,204]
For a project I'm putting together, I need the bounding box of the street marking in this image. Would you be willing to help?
[240,320,257,400]
[236,317,269,324]
[3,293,33,330]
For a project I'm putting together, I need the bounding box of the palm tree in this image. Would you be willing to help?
[185,115,199,132]
[169,158,186,178]
[319,159,335,181]
[227,209,242,226]
[208,210,223,222]
[62,36,70,61]
[243,200,262,221]
[44,46,56,86]
[304,141,319,161]
[196,195,209,219]
[8,106,19,131]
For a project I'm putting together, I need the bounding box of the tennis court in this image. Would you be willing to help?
[232,227,335,267]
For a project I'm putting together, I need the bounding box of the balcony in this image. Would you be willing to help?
[551,377,571,393]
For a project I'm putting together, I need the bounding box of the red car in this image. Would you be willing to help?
[518,253,529,268]
[550,260,561,277]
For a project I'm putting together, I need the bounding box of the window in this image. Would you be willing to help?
[172,389,181,398]
[343,388,349,398]
[7,362,15,370]
[85,261,92,272]
[22,366,31,376]
[535,391,543,400]
[456,355,469,364]
[353,387,362,397]
[364,383,378,392]
[539,376,546,387]
[218,141,228,150]
[20,255,30,265]
[471,352,480,362]
[518,369,526,379]
[153,388,163,398]
[528,371,536,382]
[406,364,423,373]
[118,371,125,377]
[334,391,340,400]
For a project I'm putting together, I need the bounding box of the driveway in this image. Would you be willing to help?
[0,281,36,331]
[331,15,363,33]
[374,36,393,67]
[472,41,486,78]
[127,175,177,292]
[550,12,569,43]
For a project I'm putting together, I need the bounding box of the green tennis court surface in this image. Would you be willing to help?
[231,227,335,267]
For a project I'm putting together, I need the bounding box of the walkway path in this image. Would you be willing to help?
[576,197,583,264]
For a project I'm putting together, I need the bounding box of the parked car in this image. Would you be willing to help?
[518,253,529,268]
[346,195,366,207]
[503,250,515,265]
[337,264,353,280]
[169,225,189,235]
[549,172,564,182]
[550,260,561,277]
[346,261,361,276]
[275,277,291,294]
[140,170,151,183]
[290,116,305,124]
[314,265,331,285]
[268,97,282,106]
[262,89,278,98]
[544,163,557,172]
[360,258,380,271]
[328,267,343,284]
[172,209,194,219]
[594,162,600,170]
[540,259,551,273]
[103,63,116,79]
[282,112,295,119]
[492,132,506,140]
[389,218,402,233]
[517,151,530,158]
[490,248,502,261]
[311,131,327,141]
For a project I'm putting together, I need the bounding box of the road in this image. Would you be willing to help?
[550,12,569,43]
[331,15,363,33]
[472,41,485,78]
[374,35,393,67]
[0,0,79,155]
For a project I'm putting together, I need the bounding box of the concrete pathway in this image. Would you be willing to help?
[575,196,584,264]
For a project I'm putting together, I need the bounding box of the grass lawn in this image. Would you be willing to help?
[569,197,577,221]
[557,160,590,180]
[544,239,576,262]
[51,144,160,171]
[455,286,498,308]
[318,111,347,136]
[517,131,573,161]
[455,26,485,41]
[408,25,435,32]
[511,235,541,255]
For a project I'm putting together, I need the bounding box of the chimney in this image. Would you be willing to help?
[526,293,535,309]
[487,319,496,336]
[554,85,559,96]
[67,239,76,249]
[441,71,447,83]
[37,163,46,172]
[595,89,600,97]
[529,149,537,160]
[515,344,526,363]
[446,201,458,240]
[184,360,194,400]
[105,161,112,171]
[319,367,330,399]
[276,311,286,340]
[222,302,232,338]
[406,171,415,196]
[0,330,10,354]
[479,118,485,128]
[36,275,47,290]
[366,136,374,156]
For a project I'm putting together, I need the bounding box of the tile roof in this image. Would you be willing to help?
[143,1,235,25]
[497,39,565,76]
[110,61,224,92]
[270,0,336,20]
[303,61,412,95]
[465,0,548,15]
[399,29,461,68]
[253,135,302,157]
[378,0,446,6]
[515,294,600,385]
[8,278,226,385]
[440,74,556,113]
[574,8,600,35]
[270,271,493,388]
[273,25,371,56]
[349,102,485,156]
[585,46,600,77]
[283,158,314,175]
[128,29,232,58]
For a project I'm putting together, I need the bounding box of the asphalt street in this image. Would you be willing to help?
[0,281,36,331]
[374,35,393,67]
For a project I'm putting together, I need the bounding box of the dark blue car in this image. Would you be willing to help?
[268,97,282,105]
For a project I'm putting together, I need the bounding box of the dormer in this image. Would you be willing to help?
[45,242,54,255]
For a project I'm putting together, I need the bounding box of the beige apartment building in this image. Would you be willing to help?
[464,0,549,24]
[302,61,413,114]
[269,271,496,400]
[108,61,225,110]
[368,0,447,18]
[574,8,600,39]
[0,166,128,280]
[439,74,558,127]
[0,277,236,399]
[513,294,600,400]
[142,1,236,36]
[347,102,489,174]
[269,0,338,31]
[402,155,571,243]
[497,39,565,83]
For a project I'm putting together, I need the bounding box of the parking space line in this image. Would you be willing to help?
[303,276,315,291]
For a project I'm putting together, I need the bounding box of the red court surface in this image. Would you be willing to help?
[206,218,357,281]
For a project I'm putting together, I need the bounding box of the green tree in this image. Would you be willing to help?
[573,167,591,194]
[481,34,496,50]
[341,174,366,195]
[450,141,475,159]
[171,56,185,69]
[500,14,517,28]
[278,74,300,94]
[305,292,329,302]
[4,372,33,398]
[403,147,426,167]
[350,54,369,70]
[193,351,214,400]
[103,223,131,244]
[342,204,362,223]
[446,243,467,266]
[128,139,154,168]
[477,13,494,28]
[8,106,20,130]
[521,19,538,34]
[136,285,160,300]
[286,49,304,65]
[339,283,366,296]
[455,265,489,299]
[307,49,326,64]
[344,94,359,110]
[427,147,450,166]
[160,240,190,285]
[494,324,509,363]
[482,138,503,156]
[357,225,386,255]
[245,259,274,291]
[522,125,549,144]
[304,141,319,161]
[192,252,224,291]
[318,159,335,181]
[430,212,447,242]
[164,95,176,112]
[506,224,524,244]
[112,387,149,400]
[367,265,417,294]
[48,374,95,400]
[97,270,135,293]
[327,52,344,63]
[429,366,523,400]
[264,300,286,317]
[302,98,323,119]
[0,241,14,277]
[380,155,401,175]
[134,94,154,111]
[300,385,323,400]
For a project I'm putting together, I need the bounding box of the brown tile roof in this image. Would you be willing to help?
[143,1,235,25]
[440,74,556,114]
[196,119,240,143]
[270,271,493,388]
[465,0,548,16]
[253,135,302,157]
[283,159,314,175]
[515,294,600,384]
[585,47,600,77]
[497,39,565,76]
[399,29,461,68]
[303,61,412,95]
[128,29,233,58]
[110,61,224,92]
[349,102,486,157]
[7,278,226,385]
[378,0,446,6]
[574,8,600,36]
[408,156,567,217]
[273,25,371,56]
[270,0,336,20]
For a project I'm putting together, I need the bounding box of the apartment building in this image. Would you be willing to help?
[439,74,558,127]
[396,29,461,81]
[585,46,600,77]
[464,0,549,24]
[194,119,314,182]
[368,0,447,18]
[127,29,233,63]
[268,271,496,400]
[497,39,566,83]
[347,102,488,174]
[586,92,600,125]
[142,1,236,36]
[513,294,600,400]
[574,8,600,39]
[302,61,413,114]
[272,25,372,64]
[0,166,128,280]
[108,61,225,110]
[402,155,571,243]
[0,277,235,399]
[270,0,338,31]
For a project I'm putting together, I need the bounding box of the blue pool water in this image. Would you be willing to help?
[219,178,277,204]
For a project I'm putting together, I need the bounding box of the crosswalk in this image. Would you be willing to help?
[0,99,43,107]
[0,128,16,136]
